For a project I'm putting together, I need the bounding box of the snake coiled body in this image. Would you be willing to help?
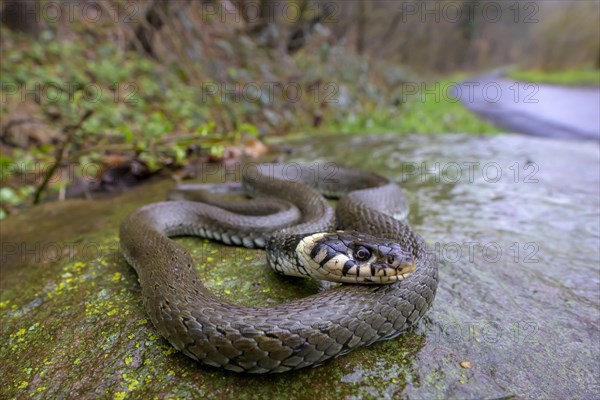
[120,164,438,373]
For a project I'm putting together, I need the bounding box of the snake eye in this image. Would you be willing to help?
[387,255,395,265]
[354,246,371,262]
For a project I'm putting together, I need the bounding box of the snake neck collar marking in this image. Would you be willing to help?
[294,232,417,284]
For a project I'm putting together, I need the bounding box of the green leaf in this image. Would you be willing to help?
[172,145,187,165]
[237,123,259,137]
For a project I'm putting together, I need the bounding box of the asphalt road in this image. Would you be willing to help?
[455,73,600,141]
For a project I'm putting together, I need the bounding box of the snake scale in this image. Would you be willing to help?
[119,163,438,373]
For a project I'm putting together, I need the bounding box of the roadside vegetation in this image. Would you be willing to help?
[1,0,597,218]
[0,27,497,218]
[508,68,600,86]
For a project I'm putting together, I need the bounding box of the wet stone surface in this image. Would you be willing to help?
[1,133,599,399]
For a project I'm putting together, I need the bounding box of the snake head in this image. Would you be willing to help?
[297,231,416,284]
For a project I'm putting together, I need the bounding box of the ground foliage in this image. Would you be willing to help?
[0,4,504,217]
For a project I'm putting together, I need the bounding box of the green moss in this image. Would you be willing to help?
[0,175,421,399]
[0,173,432,399]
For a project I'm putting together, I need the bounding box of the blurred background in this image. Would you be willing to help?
[1,0,599,216]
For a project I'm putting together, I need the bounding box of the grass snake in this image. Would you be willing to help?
[119,164,438,373]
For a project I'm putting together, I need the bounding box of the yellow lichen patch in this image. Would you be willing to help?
[0,299,10,309]
[122,373,141,392]
[124,355,133,365]
[135,318,148,327]
[161,347,177,357]
[107,309,119,317]
[85,300,120,319]
[111,272,123,282]
[47,282,67,299]
[8,323,40,352]
[111,370,144,399]
[113,391,127,400]
[16,381,28,389]
[63,261,87,275]
[44,261,94,300]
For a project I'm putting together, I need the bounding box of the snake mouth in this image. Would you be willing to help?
[334,260,416,284]
[355,262,416,284]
